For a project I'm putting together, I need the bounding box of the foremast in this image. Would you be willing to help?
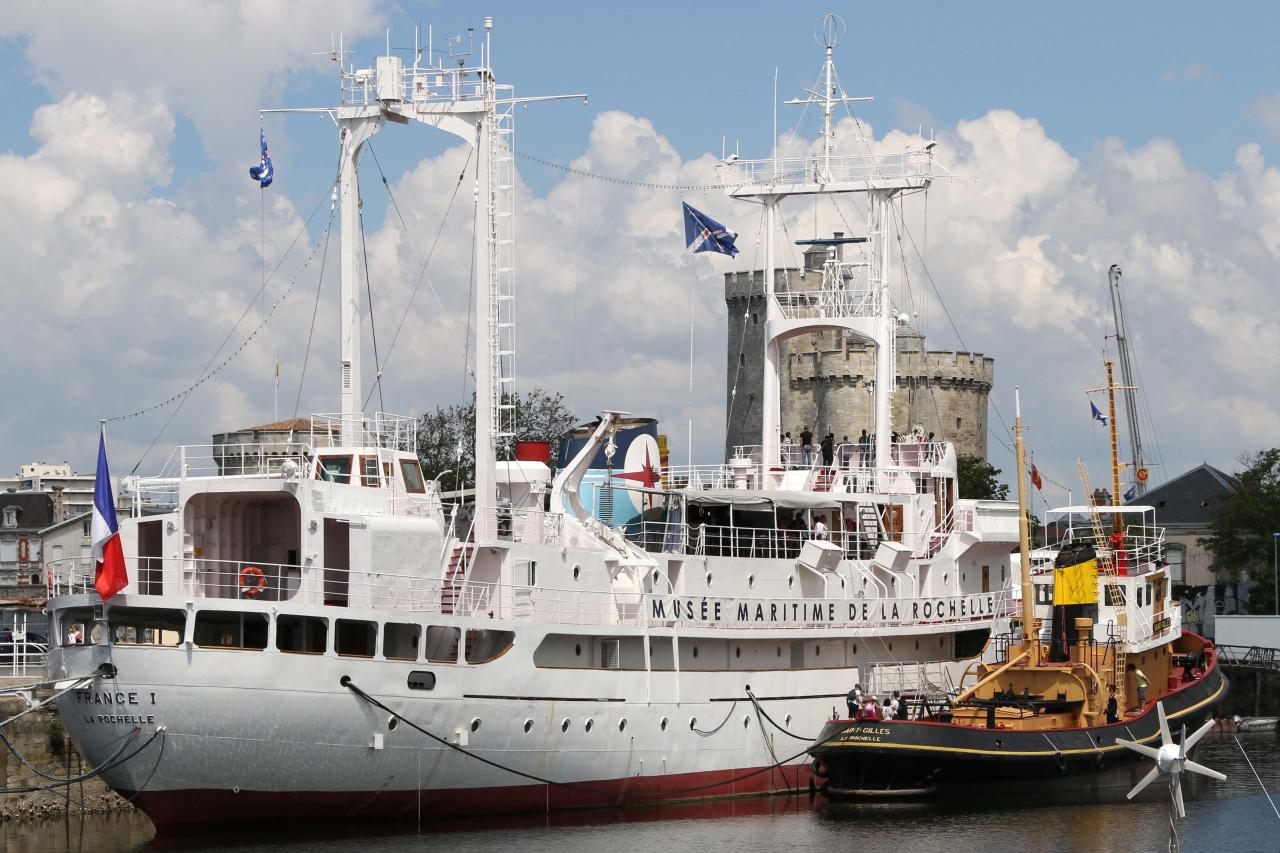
[716,14,933,471]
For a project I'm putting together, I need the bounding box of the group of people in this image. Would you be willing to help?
[846,683,910,721]
[781,426,943,470]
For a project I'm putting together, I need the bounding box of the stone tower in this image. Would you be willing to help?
[724,241,994,460]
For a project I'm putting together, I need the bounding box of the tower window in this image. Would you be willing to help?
[752,313,759,325]
[740,353,747,366]
[955,417,962,430]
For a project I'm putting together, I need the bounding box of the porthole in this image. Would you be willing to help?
[619,718,628,732]
[693,646,699,658]
[523,719,534,733]
[735,647,741,659]
[575,643,582,657]
[561,718,571,733]
[743,716,751,728]
[787,575,795,589]
[689,717,698,730]
[585,719,594,733]
[660,717,668,731]
[573,564,581,581]
[470,718,481,734]
[748,574,755,588]
[387,716,399,732]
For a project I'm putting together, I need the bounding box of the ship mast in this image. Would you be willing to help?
[720,13,929,472]
[1013,388,1038,661]
[1108,265,1146,495]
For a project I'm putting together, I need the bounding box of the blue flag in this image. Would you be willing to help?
[249,128,274,188]
[1090,401,1108,426]
[683,202,738,257]
[1123,485,1135,502]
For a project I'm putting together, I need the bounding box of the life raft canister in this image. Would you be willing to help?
[239,565,267,598]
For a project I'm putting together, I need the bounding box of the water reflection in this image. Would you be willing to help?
[10,732,1277,853]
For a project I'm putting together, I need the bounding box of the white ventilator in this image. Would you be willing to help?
[1117,701,1225,819]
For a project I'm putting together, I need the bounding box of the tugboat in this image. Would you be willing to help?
[809,384,1227,800]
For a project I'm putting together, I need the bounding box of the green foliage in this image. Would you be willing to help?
[47,716,64,755]
[957,454,1010,501]
[416,388,579,490]
[1200,449,1280,614]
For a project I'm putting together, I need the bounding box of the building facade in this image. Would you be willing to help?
[723,244,994,460]
[0,492,53,590]
[0,462,107,521]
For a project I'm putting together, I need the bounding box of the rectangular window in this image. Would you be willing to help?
[400,460,426,494]
[383,623,421,661]
[59,608,95,646]
[277,615,328,654]
[360,456,381,487]
[424,625,460,663]
[193,611,268,650]
[318,456,353,484]
[107,607,186,647]
[335,619,377,657]
[465,629,515,664]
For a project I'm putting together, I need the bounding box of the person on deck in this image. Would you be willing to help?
[857,429,871,468]
[1127,663,1149,707]
[862,699,882,720]
[847,683,862,718]
[813,518,829,541]
[1105,685,1119,723]
[800,427,815,467]
[893,691,908,720]
[820,433,835,467]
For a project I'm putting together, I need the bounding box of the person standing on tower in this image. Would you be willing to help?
[800,426,814,467]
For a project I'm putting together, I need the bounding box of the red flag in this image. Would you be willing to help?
[1030,464,1043,492]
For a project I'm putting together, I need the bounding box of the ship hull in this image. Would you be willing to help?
[810,647,1227,800]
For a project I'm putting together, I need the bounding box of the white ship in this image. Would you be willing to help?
[47,15,1021,830]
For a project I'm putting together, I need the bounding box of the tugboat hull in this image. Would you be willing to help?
[811,659,1226,800]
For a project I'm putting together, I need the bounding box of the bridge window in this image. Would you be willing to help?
[336,619,376,657]
[277,615,328,654]
[107,607,186,647]
[400,460,426,494]
[318,456,353,484]
[194,611,267,650]
[384,622,421,661]
[424,625,460,663]
[360,456,381,487]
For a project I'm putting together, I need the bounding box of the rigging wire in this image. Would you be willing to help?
[515,151,731,192]
[113,150,344,470]
[357,201,386,414]
[292,207,336,420]
[342,677,812,797]
[361,143,474,409]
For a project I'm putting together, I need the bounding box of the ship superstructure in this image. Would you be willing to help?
[46,16,1020,829]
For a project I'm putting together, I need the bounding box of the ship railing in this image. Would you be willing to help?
[774,287,881,321]
[47,556,1016,630]
[717,151,934,189]
[342,59,495,109]
[666,449,948,496]
[624,520,882,561]
[309,412,418,452]
[0,640,47,678]
[864,660,956,700]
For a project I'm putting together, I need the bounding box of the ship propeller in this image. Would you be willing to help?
[1116,700,1224,819]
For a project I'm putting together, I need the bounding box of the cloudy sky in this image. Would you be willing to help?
[2,0,1278,502]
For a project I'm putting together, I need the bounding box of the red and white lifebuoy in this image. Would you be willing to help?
[239,565,267,598]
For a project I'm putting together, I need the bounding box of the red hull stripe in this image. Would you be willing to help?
[127,763,810,831]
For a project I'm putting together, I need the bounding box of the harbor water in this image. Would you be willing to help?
[6,730,1277,853]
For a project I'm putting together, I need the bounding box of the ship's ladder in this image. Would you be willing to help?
[488,101,518,448]
[441,540,475,615]
[856,502,883,556]
[1078,461,1137,712]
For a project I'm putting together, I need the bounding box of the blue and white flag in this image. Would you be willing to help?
[682,202,738,257]
[1090,401,1108,426]
[1123,485,1135,502]
[249,128,274,188]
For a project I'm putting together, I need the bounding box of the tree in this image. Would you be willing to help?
[1200,449,1280,615]
[416,388,580,490]
[957,454,1010,501]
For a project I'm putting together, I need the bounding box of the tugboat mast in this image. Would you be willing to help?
[1013,387,1038,659]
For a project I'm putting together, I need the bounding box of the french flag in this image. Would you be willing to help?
[91,428,128,601]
